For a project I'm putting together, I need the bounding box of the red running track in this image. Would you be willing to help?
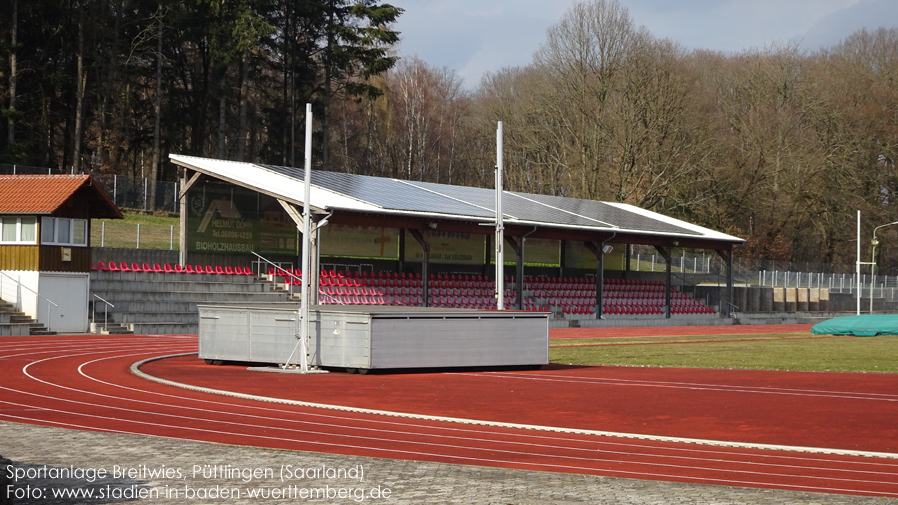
[2,333,898,498]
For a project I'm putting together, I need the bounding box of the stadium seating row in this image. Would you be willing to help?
[93,261,253,275]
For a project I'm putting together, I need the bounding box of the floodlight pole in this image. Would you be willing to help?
[869,220,898,314]
[495,121,505,310]
[298,103,313,372]
[857,211,861,315]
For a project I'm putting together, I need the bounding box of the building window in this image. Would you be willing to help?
[0,216,38,244]
[40,217,88,247]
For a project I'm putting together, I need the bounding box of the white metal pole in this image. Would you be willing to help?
[857,210,861,315]
[298,103,313,371]
[496,121,505,310]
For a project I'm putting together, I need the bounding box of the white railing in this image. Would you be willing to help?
[92,294,115,332]
[250,252,343,305]
[0,272,58,331]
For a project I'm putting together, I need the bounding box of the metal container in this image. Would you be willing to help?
[198,304,549,371]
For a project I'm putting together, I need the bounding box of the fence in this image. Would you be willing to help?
[0,164,179,214]
[5,163,896,299]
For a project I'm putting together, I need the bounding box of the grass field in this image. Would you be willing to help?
[550,331,898,373]
[92,214,179,250]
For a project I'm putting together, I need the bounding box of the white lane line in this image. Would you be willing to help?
[4,340,898,497]
[132,353,898,461]
[17,348,890,482]
[467,372,898,401]
[76,352,898,471]
[1,405,896,497]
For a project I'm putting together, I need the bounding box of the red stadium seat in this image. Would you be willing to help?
[153,263,164,273]
[97,261,108,271]
[142,263,152,272]
[131,263,142,272]
[174,264,184,273]
[119,262,131,272]
[164,264,174,273]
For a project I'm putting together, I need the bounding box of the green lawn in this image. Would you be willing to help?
[92,214,179,250]
[550,332,898,373]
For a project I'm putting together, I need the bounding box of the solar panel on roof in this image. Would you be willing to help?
[509,192,700,236]
[259,165,496,218]
[171,155,738,242]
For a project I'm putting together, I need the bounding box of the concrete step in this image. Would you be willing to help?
[0,323,32,336]
[126,322,197,335]
[89,279,272,293]
[115,312,198,324]
[89,290,289,303]
[96,323,134,335]
[91,271,258,284]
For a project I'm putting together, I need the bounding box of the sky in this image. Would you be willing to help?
[392,0,898,88]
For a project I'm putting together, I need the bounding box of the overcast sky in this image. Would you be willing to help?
[392,0,898,88]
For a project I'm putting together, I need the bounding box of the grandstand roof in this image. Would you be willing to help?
[170,154,742,249]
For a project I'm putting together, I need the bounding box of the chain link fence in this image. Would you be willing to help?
[6,163,896,298]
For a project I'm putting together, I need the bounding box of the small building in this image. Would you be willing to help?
[0,175,122,333]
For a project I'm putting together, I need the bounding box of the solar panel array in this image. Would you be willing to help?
[257,163,701,236]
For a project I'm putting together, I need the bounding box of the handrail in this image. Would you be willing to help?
[0,271,58,331]
[0,271,58,307]
[92,294,115,332]
[251,252,344,305]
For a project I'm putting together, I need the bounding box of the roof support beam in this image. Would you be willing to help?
[408,229,430,307]
[506,237,524,310]
[657,246,673,319]
[583,241,605,319]
[716,246,735,317]
[177,169,204,266]
[278,199,305,233]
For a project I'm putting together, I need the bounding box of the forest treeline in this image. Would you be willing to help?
[1,0,897,268]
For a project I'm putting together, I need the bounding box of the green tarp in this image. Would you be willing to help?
[811,315,898,336]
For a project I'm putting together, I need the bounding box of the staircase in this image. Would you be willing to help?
[0,299,56,336]
[89,269,291,334]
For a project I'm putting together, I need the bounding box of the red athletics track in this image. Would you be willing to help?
[2,331,898,498]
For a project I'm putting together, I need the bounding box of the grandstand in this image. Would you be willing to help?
[166,154,742,327]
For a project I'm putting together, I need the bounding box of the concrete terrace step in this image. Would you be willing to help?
[89,279,272,293]
[125,322,198,335]
[0,323,32,336]
[89,290,289,303]
[96,299,289,314]
[115,312,199,324]
[91,271,259,284]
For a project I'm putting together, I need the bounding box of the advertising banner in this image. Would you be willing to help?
[320,224,399,259]
[488,237,560,266]
[564,241,625,270]
[186,183,297,255]
[405,231,485,265]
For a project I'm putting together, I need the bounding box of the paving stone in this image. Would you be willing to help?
[1,421,894,505]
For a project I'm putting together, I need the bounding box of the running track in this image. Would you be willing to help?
[1,331,898,498]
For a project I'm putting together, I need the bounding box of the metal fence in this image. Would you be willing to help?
[5,163,895,295]
[0,164,179,214]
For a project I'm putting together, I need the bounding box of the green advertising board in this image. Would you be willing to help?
[186,182,298,256]
[320,224,400,259]
[405,231,486,265]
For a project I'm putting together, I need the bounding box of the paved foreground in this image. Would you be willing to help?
[1,421,894,505]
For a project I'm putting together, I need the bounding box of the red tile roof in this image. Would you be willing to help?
[0,174,122,218]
